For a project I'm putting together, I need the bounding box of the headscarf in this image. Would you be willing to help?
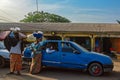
[33,31,43,38]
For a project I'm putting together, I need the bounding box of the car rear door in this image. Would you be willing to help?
[42,41,61,67]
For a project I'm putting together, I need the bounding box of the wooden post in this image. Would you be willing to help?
[90,34,95,51]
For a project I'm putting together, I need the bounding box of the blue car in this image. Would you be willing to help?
[0,41,10,68]
[24,40,114,76]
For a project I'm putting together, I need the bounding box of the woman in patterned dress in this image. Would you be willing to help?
[29,31,43,74]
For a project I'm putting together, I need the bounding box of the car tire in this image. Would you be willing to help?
[0,57,5,68]
[88,63,103,76]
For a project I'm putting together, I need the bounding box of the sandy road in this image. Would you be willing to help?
[0,60,120,80]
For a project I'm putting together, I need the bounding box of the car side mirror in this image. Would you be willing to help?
[73,50,80,54]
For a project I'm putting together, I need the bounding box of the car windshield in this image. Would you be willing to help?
[71,42,89,52]
[0,41,6,49]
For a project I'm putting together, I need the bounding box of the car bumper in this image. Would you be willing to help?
[103,64,114,72]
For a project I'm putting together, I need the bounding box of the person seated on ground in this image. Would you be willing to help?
[46,44,56,53]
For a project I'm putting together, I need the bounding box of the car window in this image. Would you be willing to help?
[71,42,89,52]
[0,41,6,49]
[44,42,58,51]
[61,42,78,53]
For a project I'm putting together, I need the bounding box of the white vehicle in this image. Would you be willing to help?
[0,41,10,68]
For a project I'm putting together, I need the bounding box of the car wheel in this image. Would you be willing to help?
[88,63,103,76]
[0,57,5,68]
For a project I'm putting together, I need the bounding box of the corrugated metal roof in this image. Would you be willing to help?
[0,23,120,33]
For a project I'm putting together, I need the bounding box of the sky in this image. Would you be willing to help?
[0,0,120,23]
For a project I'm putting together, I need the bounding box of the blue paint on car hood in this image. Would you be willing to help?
[84,51,113,65]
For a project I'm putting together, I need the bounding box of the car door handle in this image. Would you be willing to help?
[62,54,66,56]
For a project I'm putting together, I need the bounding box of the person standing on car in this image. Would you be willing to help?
[29,31,43,74]
[5,27,26,75]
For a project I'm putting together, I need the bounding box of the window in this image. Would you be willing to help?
[45,42,58,51]
[61,42,77,53]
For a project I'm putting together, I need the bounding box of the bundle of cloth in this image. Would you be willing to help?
[23,31,44,58]
[26,31,44,42]
[0,27,26,51]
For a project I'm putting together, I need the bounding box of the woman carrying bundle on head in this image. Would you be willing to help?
[6,27,26,75]
[29,31,44,74]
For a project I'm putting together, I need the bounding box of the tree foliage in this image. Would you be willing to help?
[116,20,120,24]
[20,11,70,23]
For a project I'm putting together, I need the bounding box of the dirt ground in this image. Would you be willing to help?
[0,60,120,80]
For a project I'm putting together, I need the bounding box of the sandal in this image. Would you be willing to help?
[6,72,14,75]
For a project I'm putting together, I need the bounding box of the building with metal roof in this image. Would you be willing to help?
[0,23,120,33]
[1,23,120,54]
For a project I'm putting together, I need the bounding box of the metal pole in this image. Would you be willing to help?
[36,0,38,12]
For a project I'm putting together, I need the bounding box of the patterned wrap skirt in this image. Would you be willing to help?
[30,53,42,74]
[10,53,22,72]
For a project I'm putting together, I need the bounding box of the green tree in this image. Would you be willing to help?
[20,11,70,23]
